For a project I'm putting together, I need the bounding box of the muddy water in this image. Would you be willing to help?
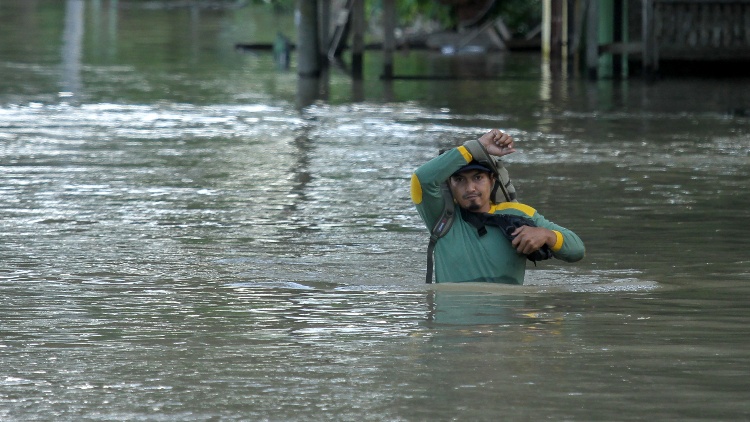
[1,1,749,421]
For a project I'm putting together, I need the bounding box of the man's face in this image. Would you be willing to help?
[449,170,494,213]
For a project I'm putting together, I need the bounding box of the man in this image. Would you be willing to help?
[411,129,585,284]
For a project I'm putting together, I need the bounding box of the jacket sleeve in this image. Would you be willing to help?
[410,145,476,229]
[532,212,586,262]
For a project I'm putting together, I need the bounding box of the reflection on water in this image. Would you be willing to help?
[427,289,528,325]
[61,0,84,97]
[1,1,750,421]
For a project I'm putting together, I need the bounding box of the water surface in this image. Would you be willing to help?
[1,1,749,420]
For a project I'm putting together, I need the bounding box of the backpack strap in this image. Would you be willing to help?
[491,157,517,203]
[426,183,454,284]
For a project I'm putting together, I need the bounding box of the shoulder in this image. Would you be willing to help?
[490,202,537,218]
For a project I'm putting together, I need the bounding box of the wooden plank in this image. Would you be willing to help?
[327,0,352,60]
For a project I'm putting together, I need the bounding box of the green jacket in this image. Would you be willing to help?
[411,145,585,284]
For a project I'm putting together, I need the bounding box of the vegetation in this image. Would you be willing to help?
[250,0,541,38]
[494,0,541,37]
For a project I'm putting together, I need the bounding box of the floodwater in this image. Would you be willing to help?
[1,1,749,421]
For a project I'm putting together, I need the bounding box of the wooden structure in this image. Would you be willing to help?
[244,0,750,81]
[244,0,518,79]
[542,0,750,78]
[357,0,750,79]
[643,0,750,73]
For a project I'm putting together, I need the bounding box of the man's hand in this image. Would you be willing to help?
[511,226,556,255]
[479,129,516,157]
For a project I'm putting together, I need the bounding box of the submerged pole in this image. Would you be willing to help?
[642,0,657,77]
[543,0,567,60]
[319,0,330,57]
[597,0,614,79]
[62,0,85,96]
[542,0,551,59]
[382,0,396,79]
[351,0,365,79]
[296,0,320,77]
[585,0,599,79]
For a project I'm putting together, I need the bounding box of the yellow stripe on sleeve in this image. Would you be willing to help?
[410,173,423,204]
[456,145,472,162]
[551,230,564,251]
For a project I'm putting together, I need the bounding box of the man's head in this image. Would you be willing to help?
[449,162,495,213]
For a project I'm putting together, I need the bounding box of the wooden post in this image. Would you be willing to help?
[296,0,320,77]
[642,0,657,77]
[598,0,614,79]
[62,0,85,96]
[561,0,568,59]
[382,0,396,79]
[543,0,568,59]
[350,0,365,79]
[585,0,599,79]
[542,0,551,59]
[612,0,623,77]
[319,0,330,58]
[544,0,572,62]
[570,0,585,75]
